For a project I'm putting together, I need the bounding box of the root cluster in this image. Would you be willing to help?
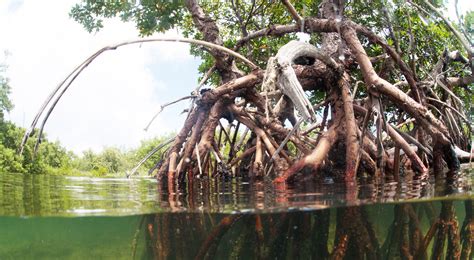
[21,0,473,185]
[155,15,472,185]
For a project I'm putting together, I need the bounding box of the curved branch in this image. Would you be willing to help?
[144,95,196,131]
[20,37,258,155]
[414,1,473,57]
[340,23,450,144]
[235,24,298,50]
[386,124,428,173]
[127,137,175,178]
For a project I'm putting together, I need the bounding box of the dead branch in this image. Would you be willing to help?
[144,95,195,131]
[413,0,473,57]
[127,136,175,178]
[21,37,259,155]
[281,0,303,24]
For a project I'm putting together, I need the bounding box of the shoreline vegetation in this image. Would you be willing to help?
[2,57,174,176]
[0,117,174,177]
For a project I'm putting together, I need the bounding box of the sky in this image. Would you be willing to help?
[0,0,471,155]
[0,0,201,154]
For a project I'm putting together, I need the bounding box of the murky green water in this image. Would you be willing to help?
[0,170,473,259]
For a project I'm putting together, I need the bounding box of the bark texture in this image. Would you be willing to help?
[150,0,469,185]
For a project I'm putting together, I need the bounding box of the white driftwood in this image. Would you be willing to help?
[262,40,339,122]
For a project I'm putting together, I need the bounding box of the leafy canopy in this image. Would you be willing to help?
[70,0,471,113]
[70,1,468,72]
[0,59,13,120]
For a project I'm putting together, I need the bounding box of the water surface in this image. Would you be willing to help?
[0,170,472,216]
[0,170,472,259]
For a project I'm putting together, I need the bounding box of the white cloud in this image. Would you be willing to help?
[447,0,473,19]
[0,0,198,154]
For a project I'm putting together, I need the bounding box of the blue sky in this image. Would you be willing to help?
[0,0,201,154]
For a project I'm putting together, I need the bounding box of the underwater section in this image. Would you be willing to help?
[0,198,472,259]
[0,169,472,259]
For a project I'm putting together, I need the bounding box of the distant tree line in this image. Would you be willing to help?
[71,135,173,176]
[0,60,169,176]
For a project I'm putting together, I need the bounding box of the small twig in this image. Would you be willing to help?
[416,0,473,57]
[392,125,433,157]
[228,121,241,160]
[426,97,469,125]
[396,118,416,129]
[195,143,203,177]
[211,144,224,164]
[470,140,473,166]
[186,65,216,118]
[193,65,216,96]
[433,74,464,108]
[265,163,274,177]
[374,106,386,175]
[281,0,303,24]
[302,122,321,136]
[386,124,428,173]
[357,104,372,142]
[229,146,256,167]
[127,136,175,178]
[234,127,249,153]
[393,146,400,182]
[351,81,364,99]
[253,136,263,174]
[144,95,195,131]
[218,121,232,145]
[271,117,303,161]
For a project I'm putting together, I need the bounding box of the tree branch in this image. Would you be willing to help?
[281,0,303,24]
[415,0,473,57]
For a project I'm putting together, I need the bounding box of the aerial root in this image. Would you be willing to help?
[153,29,468,184]
[21,16,470,183]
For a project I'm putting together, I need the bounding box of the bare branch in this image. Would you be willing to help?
[127,137,175,178]
[413,0,473,57]
[20,37,259,155]
[281,0,303,24]
[144,95,195,131]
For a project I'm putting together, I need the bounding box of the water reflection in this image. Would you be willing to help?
[0,170,472,259]
[140,199,473,259]
[0,173,161,216]
[0,170,472,216]
[158,170,472,213]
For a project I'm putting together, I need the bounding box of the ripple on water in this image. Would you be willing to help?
[0,168,472,216]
